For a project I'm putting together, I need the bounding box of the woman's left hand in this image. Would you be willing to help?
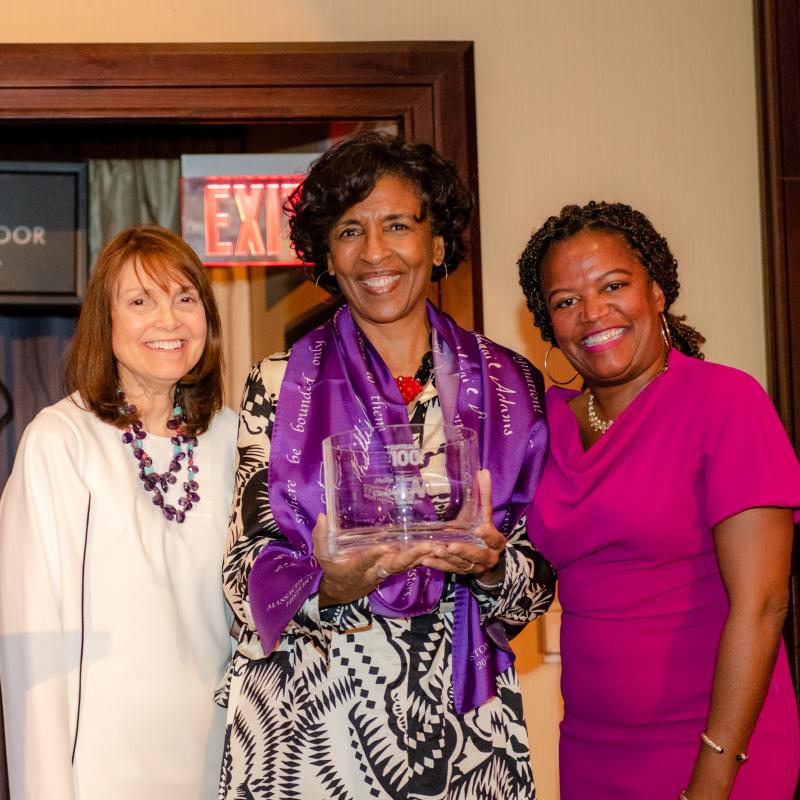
[421,469,506,579]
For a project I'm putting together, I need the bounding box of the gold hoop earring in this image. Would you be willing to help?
[314,272,325,290]
[544,344,578,386]
[433,262,448,281]
[660,312,673,352]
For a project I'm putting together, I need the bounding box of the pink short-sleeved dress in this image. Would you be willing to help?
[527,350,800,799]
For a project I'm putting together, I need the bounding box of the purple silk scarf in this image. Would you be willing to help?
[249,302,547,713]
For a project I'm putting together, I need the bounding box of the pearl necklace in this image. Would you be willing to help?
[586,390,614,434]
[586,359,671,435]
[119,392,200,523]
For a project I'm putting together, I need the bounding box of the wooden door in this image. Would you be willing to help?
[0,43,481,329]
[757,6,800,796]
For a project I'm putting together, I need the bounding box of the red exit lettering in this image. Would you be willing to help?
[201,178,300,262]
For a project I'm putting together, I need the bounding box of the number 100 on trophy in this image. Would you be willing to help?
[323,423,482,557]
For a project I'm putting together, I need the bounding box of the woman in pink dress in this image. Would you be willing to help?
[518,201,800,800]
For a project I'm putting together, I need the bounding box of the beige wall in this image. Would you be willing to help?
[1,0,766,383]
[2,2,765,798]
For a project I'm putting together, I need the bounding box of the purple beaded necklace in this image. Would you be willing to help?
[119,390,200,523]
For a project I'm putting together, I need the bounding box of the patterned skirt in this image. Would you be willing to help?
[218,611,537,800]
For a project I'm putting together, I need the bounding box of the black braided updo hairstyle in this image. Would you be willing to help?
[287,131,473,295]
[517,201,705,359]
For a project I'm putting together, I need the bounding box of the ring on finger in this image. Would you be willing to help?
[376,563,389,580]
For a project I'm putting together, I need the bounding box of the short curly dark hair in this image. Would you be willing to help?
[287,131,473,294]
[517,201,705,359]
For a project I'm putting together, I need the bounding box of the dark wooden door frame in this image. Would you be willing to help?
[756,0,800,740]
[0,42,480,800]
[0,42,481,331]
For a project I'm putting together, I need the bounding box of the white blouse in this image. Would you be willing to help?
[0,395,237,799]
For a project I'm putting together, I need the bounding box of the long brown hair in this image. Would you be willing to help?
[64,225,224,434]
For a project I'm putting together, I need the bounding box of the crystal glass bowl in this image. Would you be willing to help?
[323,423,482,557]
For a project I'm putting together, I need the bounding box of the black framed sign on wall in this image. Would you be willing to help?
[0,161,88,306]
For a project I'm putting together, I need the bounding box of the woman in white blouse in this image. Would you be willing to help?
[0,225,236,799]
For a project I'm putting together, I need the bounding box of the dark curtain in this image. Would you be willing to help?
[88,158,181,264]
[0,312,77,492]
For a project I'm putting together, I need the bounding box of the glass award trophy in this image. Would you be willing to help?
[323,423,482,558]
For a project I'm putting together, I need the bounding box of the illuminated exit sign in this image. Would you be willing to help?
[181,153,321,267]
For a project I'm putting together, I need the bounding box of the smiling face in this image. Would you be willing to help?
[326,174,445,335]
[541,229,666,390]
[111,258,208,398]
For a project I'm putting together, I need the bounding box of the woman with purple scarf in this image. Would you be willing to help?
[218,132,555,800]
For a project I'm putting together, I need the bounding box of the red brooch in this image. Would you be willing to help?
[395,374,425,404]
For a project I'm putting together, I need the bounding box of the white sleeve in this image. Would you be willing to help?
[0,408,89,800]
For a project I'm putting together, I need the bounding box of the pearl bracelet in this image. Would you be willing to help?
[472,552,506,593]
[474,576,504,592]
[473,573,505,592]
